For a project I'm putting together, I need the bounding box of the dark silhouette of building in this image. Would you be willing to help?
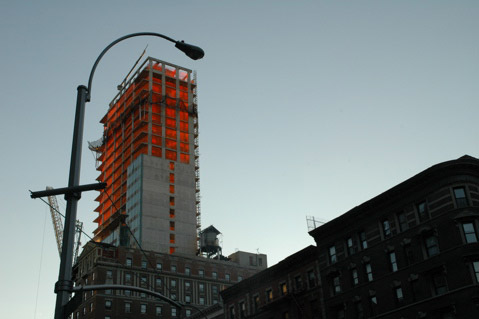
[221,245,322,319]
[309,155,479,318]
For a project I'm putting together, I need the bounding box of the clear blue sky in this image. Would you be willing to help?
[1,1,478,318]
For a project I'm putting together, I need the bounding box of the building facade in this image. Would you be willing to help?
[91,57,200,255]
[310,155,479,318]
[73,242,267,319]
[221,245,322,319]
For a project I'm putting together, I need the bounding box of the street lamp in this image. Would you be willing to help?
[31,32,204,319]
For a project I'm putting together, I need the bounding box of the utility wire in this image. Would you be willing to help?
[34,207,48,319]
[32,193,94,242]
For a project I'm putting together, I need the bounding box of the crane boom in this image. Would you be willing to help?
[47,186,63,255]
[46,186,83,263]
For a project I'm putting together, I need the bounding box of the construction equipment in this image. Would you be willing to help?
[46,186,83,264]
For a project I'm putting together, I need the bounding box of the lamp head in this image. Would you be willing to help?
[175,41,205,60]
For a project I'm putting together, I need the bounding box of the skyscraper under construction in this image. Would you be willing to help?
[90,57,200,255]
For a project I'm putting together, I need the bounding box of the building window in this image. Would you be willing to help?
[106,270,112,279]
[229,306,235,319]
[105,289,111,295]
[365,263,373,282]
[369,295,377,315]
[253,295,260,312]
[462,222,478,243]
[389,251,398,272]
[125,302,131,313]
[199,296,205,305]
[403,244,414,265]
[472,261,479,282]
[198,269,204,277]
[352,268,359,285]
[141,260,147,269]
[280,282,288,295]
[238,275,243,281]
[295,275,303,290]
[171,279,177,288]
[156,262,162,270]
[105,300,112,310]
[199,283,205,293]
[266,288,273,301]
[140,275,147,286]
[239,301,246,319]
[156,277,162,288]
[185,281,191,290]
[425,235,440,257]
[140,303,146,314]
[225,273,230,281]
[186,309,191,317]
[346,237,356,255]
[329,245,337,264]
[212,285,218,295]
[355,301,364,319]
[454,187,468,208]
[397,212,408,231]
[185,267,191,276]
[359,231,368,249]
[334,306,345,319]
[432,271,448,295]
[126,257,132,267]
[124,290,131,296]
[171,265,177,273]
[90,303,93,312]
[417,202,428,221]
[185,295,191,303]
[125,273,131,283]
[333,276,341,295]
[308,270,316,288]
[156,306,162,316]
[141,292,146,298]
[394,287,404,302]
[171,293,177,301]
[170,234,175,244]
[382,220,391,237]
[171,307,177,317]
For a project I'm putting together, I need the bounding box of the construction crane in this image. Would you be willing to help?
[46,186,83,264]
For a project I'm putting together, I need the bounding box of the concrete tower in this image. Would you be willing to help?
[91,57,200,255]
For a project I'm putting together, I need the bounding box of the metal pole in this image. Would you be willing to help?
[54,85,88,319]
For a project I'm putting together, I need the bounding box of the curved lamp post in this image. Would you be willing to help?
[32,32,203,319]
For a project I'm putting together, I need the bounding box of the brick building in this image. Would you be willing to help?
[73,241,266,319]
[220,245,322,319]
[309,155,479,318]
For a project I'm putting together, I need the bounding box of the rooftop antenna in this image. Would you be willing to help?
[117,44,148,90]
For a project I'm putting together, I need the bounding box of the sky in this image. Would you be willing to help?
[1,1,478,318]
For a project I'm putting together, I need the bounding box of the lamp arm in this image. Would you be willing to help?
[86,32,176,102]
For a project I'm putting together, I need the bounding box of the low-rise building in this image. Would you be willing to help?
[72,241,267,319]
[221,245,322,319]
[310,155,479,318]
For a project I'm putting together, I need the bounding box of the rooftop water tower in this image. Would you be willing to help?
[198,225,222,258]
